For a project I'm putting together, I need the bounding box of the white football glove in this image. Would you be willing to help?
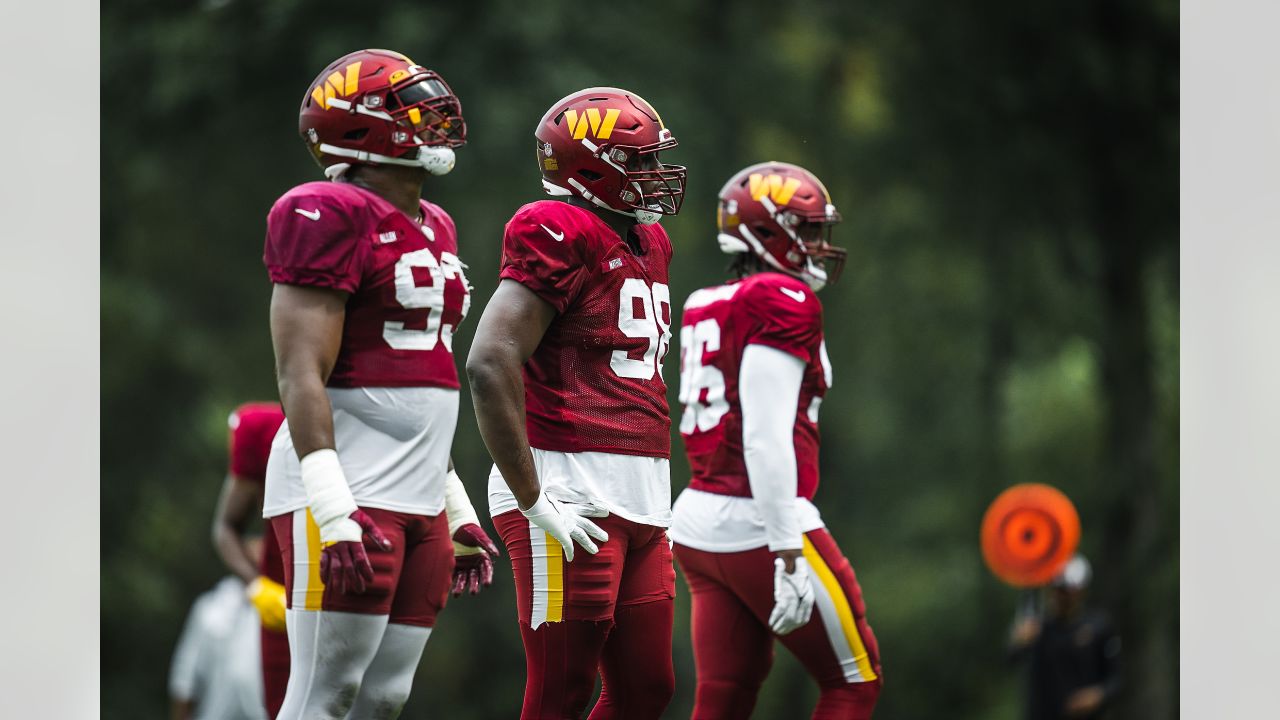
[769,557,816,635]
[520,492,609,562]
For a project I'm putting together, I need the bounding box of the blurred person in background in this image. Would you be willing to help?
[670,162,883,719]
[211,402,288,718]
[263,48,498,720]
[467,87,686,719]
[1008,554,1122,720]
[169,536,270,720]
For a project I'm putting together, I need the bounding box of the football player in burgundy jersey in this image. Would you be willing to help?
[262,49,499,720]
[670,162,883,719]
[211,402,289,718]
[467,87,686,719]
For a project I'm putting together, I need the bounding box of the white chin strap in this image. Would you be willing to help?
[324,163,353,180]
[628,181,663,225]
[802,259,829,291]
[721,228,826,291]
[545,178,662,225]
[320,143,456,176]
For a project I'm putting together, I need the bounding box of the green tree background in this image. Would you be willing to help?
[102,0,1178,717]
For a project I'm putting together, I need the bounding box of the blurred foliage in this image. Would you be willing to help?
[102,0,1177,717]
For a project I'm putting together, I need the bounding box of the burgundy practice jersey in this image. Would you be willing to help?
[264,181,471,388]
[678,272,831,500]
[227,402,287,584]
[500,201,673,458]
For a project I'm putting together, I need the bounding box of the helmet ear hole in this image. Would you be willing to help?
[343,128,369,141]
[755,225,775,238]
[579,169,603,181]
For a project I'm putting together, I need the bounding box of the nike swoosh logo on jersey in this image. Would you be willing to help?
[294,208,321,221]
[780,287,807,302]
[540,224,565,242]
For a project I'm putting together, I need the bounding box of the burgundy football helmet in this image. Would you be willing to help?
[299,49,465,177]
[535,87,685,225]
[717,162,846,290]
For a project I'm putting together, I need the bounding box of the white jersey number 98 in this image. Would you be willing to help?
[610,278,672,381]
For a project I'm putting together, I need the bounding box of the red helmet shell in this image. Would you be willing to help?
[535,87,685,221]
[298,49,465,171]
[717,161,846,288]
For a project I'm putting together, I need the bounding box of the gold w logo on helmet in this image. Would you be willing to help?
[564,108,621,140]
[310,62,362,110]
[748,174,802,206]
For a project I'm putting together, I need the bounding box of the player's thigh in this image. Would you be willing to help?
[493,509,627,626]
[778,529,881,687]
[674,543,774,683]
[616,523,676,610]
[262,520,287,585]
[270,507,407,615]
[388,511,453,628]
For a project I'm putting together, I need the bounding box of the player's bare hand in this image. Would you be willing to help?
[1063,685,1104,716]
[520,492,609,562]
[775,548,803,574]
[1011,616,1042,647]
[319,509,391,595]
[451,523,501,597]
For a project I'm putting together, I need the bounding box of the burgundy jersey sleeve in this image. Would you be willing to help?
[264,184,367,293]
[499,202,592,314]
[741,275,823,362]
[227,402,286,484]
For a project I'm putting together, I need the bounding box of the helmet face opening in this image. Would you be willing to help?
[387,75,466,148]
[800,227,848,285]
[535,87,685,220]
[617,148,686,216]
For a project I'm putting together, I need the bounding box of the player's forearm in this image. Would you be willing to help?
[211,477,263,583]
[212,523,259,583]
[467,352,541,509]
[741,344,806,552]
[276,370,336,459]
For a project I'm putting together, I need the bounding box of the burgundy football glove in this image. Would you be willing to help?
[319,509,392,595]
[451,523,501,597]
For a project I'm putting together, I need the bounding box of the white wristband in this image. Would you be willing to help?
[443,469,479,536]
[299,449,358,534]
